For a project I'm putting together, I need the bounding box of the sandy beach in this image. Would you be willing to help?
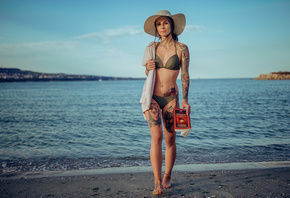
[1,161,290,198]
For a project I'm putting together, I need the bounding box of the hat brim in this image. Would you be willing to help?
[144,13,186,37]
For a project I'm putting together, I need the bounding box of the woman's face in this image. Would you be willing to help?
[155,17,171,37]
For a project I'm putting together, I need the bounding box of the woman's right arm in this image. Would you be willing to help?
[145,68,149,76]
[145,58,155,76]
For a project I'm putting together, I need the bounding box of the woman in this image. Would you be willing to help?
[142,10,191,195]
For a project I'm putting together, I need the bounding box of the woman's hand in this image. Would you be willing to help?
[181,99,191,115]
[146,58,156,71]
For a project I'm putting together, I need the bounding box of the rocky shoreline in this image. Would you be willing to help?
[255,71,290,80]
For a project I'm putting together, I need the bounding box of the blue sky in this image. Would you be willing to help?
[0,0,289,79]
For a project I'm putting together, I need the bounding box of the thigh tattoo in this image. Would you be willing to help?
[164,106,174,133]
[148,102,161,128]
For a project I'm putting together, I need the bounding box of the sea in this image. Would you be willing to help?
[0,79,289,173]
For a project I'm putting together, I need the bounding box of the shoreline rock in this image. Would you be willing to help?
[255,71,290,80]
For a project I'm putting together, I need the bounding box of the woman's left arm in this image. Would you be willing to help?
[180,44,191,115]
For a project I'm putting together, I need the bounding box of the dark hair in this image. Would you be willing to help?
[154,16,178,41]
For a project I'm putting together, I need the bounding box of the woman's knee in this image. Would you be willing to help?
[165,136,176,147]
[151,132,163,145]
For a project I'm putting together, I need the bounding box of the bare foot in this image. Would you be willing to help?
[153,180,163,195]
[162,173,171,189]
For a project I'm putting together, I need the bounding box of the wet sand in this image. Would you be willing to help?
[1,161,290,198]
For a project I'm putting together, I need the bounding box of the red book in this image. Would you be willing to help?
[173,108,191,137]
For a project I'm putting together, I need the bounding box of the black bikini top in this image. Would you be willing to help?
[155,42,180,71]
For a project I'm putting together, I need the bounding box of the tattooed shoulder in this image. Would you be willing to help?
[176,42,188,51]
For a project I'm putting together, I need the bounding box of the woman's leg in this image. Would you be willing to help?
[144,99,163,193]
[162,98,178,188]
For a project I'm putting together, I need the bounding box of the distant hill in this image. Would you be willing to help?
[0,68,145,82]
[255,71,290,80]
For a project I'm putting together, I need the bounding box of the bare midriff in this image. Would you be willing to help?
[153,68,180,96]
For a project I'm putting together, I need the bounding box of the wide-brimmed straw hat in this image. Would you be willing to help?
[144,10,186,37]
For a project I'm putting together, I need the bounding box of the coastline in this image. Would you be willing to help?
[0,68,145,82]
[255,71,290,80]
[2,161,290,180]
[1,161,289,197]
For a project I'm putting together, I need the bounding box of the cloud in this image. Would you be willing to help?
[74,26,142,43]
[184,25,204,33]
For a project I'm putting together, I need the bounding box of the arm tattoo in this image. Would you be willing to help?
[180,44,190,99]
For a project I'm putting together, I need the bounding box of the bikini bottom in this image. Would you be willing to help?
[152,94,178,109]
